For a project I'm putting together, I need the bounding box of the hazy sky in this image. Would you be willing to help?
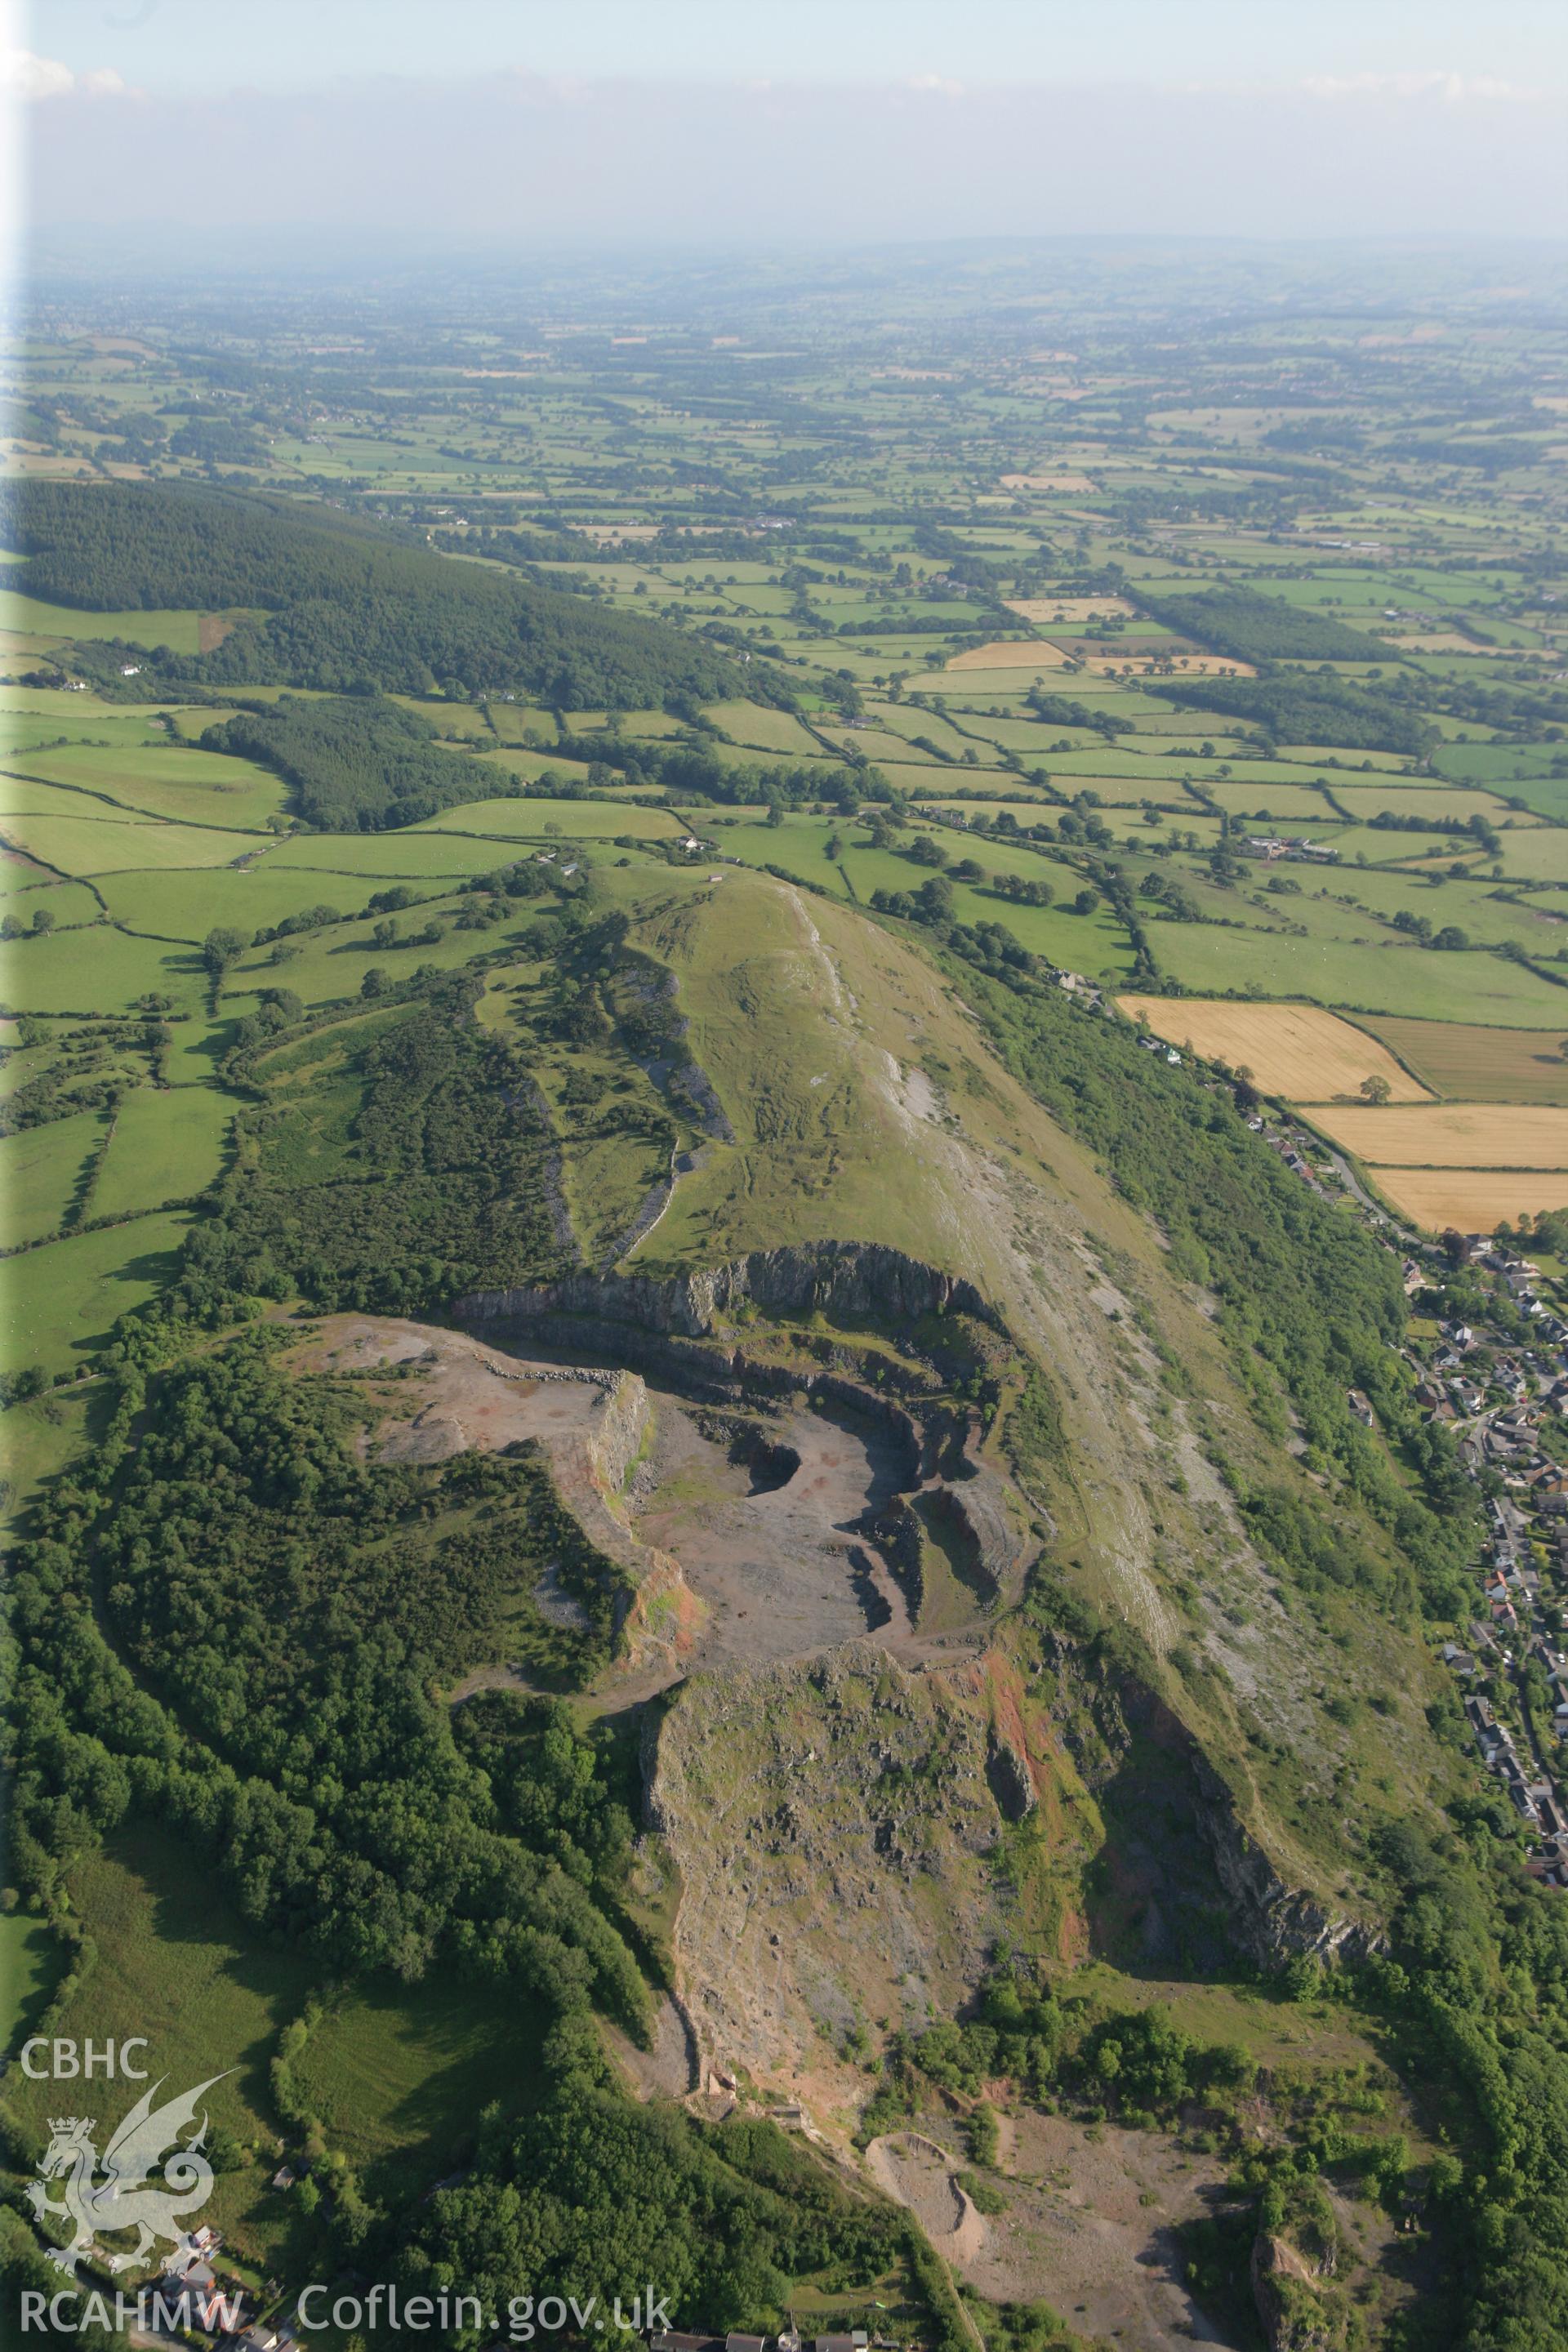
[8,0,1568,250]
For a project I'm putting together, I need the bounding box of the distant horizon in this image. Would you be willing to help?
[11,0,1568,252]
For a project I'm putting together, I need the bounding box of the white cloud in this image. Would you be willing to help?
[906,72,964,97]
[1,47,134,100]
[1302,70,1542,103]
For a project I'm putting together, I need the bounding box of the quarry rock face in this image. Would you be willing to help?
[457,1238,1000,1338]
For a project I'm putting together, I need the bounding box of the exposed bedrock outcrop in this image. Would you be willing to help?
[456,1239,1001,1340]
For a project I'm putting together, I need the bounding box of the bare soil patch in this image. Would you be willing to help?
[630,1392,915,1672]
[966,2108,1238,2349]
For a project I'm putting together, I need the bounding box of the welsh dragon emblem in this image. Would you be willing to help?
[27,2074,229,2275]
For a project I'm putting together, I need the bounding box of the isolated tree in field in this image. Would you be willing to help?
[1360,1073,1392,1105]
[30,906,56,935]
[360,967,389,997]
[203,925,247,978]
[1073,886,1100,915]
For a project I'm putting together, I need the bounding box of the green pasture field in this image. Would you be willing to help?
[410,794,680,840]
[0,859,60,898]
[871,756,1012,798]
[1435,742,1567,785]
[0,1380,113,1535]
[265,832,509,880]
[1152,924,1568,1025]
[2,922,202,1014]
[160,1008,261,1082]
[91,1083,241,1218]
[1325,783,1528,825]
[815,722,946,767]
[2,1824,317,2268]
[96,863,396,943]
[920,799,1062,828]
[2,710,186,757]
[1323,825,1472,868]
[0,1911,59,2056]
[1490,776,1568,824]
[2,1209,191,1374]
[1488,831,1568,883]
[705,700,826,758]
[804,837,1135,977]
[13,741,288,829]
[866,704,978,757]
[250,1005,411,1188]
[1206,783,1339,822]
[1055,772,1212,808]
[0,590,208,654]
[0,804,252,877]
[285,1977,548,2207]
[225,895,504,1009]
[1275,746,1420,771]
[1300,867,1568,953]
[0,878,101,925]
[0,1107,108,1244]
[387,693,492,740]
[712,814,852,897]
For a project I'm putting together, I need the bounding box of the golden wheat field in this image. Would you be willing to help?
[944,638,1068,670]
[1367,1167,1568,1232]
[1116,998,1432,1102]
[1310,1102,1568,1169]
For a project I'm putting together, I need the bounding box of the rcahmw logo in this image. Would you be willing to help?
[24,2063,229,2277]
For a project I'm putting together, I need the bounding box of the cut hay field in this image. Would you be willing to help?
[1370,1167,1568,1232]
[1357,1016,1568,1104]
[1309,1102,1568,1169]
[1116,996,1431,1102]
